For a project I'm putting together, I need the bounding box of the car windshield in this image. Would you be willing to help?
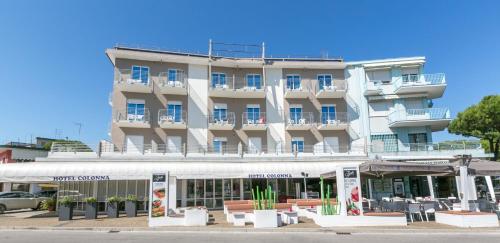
[0,192,18,198]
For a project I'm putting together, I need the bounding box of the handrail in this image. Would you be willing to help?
[388,108,450,124]
[320,112,350,124]
[208,112,236,125]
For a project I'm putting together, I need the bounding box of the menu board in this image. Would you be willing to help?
[149,172,169,226]
[343,168,361,216]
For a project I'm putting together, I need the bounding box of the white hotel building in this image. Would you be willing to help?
[0,43,491,211]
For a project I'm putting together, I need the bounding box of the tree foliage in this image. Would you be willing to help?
[448,95,500,161]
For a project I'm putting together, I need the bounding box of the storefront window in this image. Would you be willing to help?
[232,179,241,200]
[243,179,252,199]
[223,179,231,199]
[11,183,30,192]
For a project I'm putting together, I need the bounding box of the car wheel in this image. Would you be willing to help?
[0,205,6,214]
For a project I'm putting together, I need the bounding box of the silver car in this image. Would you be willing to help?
[0,191,45,214]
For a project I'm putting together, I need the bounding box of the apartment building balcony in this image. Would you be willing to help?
[208,112,236,130]
[113,109,151,128]
[286,112,314,130]
[315,79,347,99]
[208,76,266,98]
[158,109,187,129]
[387,108,451,131]
[241,112,267,131]
[364,81,383,96]
[393,73,446,99]
[114,69,153,93]
[284,84,310,99]
[369,142,493,159]
[158,71,188,95]
[317,112,350,131]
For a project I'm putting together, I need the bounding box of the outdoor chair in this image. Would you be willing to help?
[407,203,424,223]
[422,203,436,222]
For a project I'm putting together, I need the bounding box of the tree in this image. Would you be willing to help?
[448,95,500,161]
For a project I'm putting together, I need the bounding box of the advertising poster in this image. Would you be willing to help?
[343,168,361,216]
[150,172,168,221]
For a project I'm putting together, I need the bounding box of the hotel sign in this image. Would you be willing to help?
[248,173,293,179]
[52,175,110,182]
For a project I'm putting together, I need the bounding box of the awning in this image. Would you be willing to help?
[0,161,364,182]
[321,160,455,178]
[452,159,500,176]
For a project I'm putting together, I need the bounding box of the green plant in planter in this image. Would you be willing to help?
[251,185,276,210]
[41,198,57,211]
[319,176,340,215]
[106,196,122,204]
[125,194,137,202]
[59,196,74,207]
[84,197,97,203]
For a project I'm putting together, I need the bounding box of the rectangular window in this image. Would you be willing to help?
[213,137,227,154]
[246,105,262,124]
[408,133,428,151]
[286,75,301,90]
[321,105,336,124]
[371,134,399,152]
[289,106,303,124]
[213,104,228,122]
[131,66,149,84]
[167,102,183,122]
[402,74,419,83]
[211,73,227,88]
[246,74,261,89]
[291,137,304,153]
[127,101,145,122]
[318,74,332,90]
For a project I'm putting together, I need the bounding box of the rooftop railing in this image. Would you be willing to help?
[387,108,451,124]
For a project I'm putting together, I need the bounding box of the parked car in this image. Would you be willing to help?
[0,191,45,214]
[34,190,57,199]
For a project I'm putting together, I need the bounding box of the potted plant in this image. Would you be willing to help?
[106,196,121,218]
[251,185,278,228]
[41,197,57,212]
[58,196,74,221]
[125,194,138,217]
[84,197,98,219]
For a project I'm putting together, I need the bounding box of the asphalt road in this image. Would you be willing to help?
[1,230,500,243]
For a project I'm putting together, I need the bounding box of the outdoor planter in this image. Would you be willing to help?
[58,196,74,221]
[253,209,278,228]
[107,202,120,218]
[85,202,98,219]
[435,211,499,228]
[125,201,137,217]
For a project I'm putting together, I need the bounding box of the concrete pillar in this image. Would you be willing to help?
[485,176,497,202]
[426,176,435,200]
[459,166,470,211]
[455,176,462,199]
[468,176,477,200]
[169,176,177,210]
[368,179,373,199]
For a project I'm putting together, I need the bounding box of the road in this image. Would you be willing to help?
[1,230,500,243]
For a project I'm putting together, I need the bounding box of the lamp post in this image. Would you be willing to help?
[301,172,309,199]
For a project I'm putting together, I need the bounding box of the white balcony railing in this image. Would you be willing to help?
[388,108,451,124]
[158,70,187,89]
[286,112,314,127]
[114,108,151,124]
[319,112,350,125]
[114,69,151,87]
[369,142,491,157]
[210,76,264,91]
[393,73,446,91]
[157,109,187,125]
[208,112,236,126]
[242,112,266,126]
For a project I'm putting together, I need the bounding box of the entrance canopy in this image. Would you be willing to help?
[322,160,455,178]
[0,161,364,182]
[452,159,500,176]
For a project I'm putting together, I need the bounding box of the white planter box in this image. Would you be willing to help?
[253,209,278,228]
[314,215,407,227]
[435,212,499,228]
[184,209,208,226]
[281,211,299,224]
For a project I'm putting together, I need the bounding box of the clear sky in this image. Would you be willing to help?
[1,0,499,145]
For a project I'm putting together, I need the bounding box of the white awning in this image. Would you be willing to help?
[0,161,364,182]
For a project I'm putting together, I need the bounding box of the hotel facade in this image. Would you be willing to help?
[0,42,492,211]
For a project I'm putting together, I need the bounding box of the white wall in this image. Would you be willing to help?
[265,68,285,153]
[187,64,208,151]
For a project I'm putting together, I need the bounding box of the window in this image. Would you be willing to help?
[318,74,333,90]
[321,105,336,124]
[371,134,398,152]
[213,137,227,154]
[246,74,261,89]
[211,73,226,88]
[286,75,301,90]
[127,101,145,122]
[131,66,149,84]
[289,106,303,124]
[168,69,184,82]
[291,138,304,153]
[167,102,183,123]
[246,105,262,124]
[213,104,228,122]
[402,74,419,83]
[408,133,428,151]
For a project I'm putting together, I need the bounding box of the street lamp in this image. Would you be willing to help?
[301,172,309,199]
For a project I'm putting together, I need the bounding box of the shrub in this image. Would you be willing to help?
[84,197,97,203]
[106,196,122,204]
[59,196,74,207]
[125,194,137,202]
[41,198,57,211]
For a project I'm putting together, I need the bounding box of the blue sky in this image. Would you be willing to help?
[1,0,499,145]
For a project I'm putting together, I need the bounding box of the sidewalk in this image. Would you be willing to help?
[1,210,499,234]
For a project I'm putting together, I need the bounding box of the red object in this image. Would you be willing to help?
[351,186,359,202]
[0,150,13,163]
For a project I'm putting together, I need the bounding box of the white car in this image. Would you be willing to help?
[0,191,45,214]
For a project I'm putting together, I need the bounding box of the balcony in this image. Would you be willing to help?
[388,108,451,131]
[158,71,188,95]
[393,73,446,99]
[317,112,350,131]
[284,84,310,99]
[208,76,266,98]
[286,112,314,130]
[315,80,347,99]
[113,109,151,128]
[208,112,236,130]
[158,109,187,129]
[369,142,493,159]
[242,112,267,131]
[364,81,383,96]
[114,69,153,93]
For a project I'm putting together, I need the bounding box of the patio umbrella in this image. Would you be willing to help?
[451,159,500,176]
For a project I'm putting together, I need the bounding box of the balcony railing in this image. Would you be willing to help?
[242,112,266,126]
[158,109,187,125]
[114,69,151,86]
[369,142,489,156]
[208,112,236,126]
[114,108,151,124]
[388,108,451,124]
[210,76,264,91]
[315,79,347,92]
[393,73,446,91]
[286,112,314,127]
[319,112,350,125]
[158,71,187,89]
